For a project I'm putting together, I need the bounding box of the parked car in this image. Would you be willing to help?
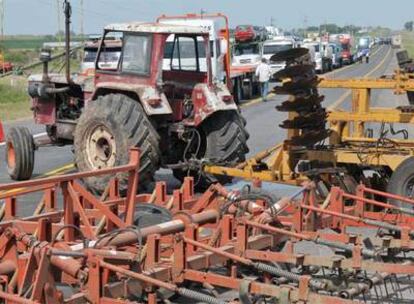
[235,25,257,42]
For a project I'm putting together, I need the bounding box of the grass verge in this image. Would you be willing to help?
[0,76,31,121]
[402,31,414,57]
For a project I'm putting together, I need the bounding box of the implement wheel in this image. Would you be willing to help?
[387,157,414,207]
[6,127,35,180]
[74,94,160,193]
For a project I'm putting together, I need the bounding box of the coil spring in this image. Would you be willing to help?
[254,262,326,290]
[177,288,226,304]
[316,238,377,259]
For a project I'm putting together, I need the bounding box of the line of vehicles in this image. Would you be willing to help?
[78,20,400,102]
[78,23,358,102]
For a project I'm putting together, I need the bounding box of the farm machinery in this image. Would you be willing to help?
[5,2,248,192]
[3,3,414,302]
[1,149,414,303]
[204,47,414,199]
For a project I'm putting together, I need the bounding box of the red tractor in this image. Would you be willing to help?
[5,8,249,192]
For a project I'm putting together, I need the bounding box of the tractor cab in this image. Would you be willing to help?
[92,22,234,126]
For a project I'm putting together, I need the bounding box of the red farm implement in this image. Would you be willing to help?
[0,149,413,303]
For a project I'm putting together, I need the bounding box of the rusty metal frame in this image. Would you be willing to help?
[1,151,414,302]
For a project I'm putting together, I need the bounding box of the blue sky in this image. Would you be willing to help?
[3,0,413,35]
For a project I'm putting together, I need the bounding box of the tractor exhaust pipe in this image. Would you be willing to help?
[64,0,72,83]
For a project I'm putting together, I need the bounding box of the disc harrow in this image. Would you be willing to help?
[272,48,330,147]
[0,150,413,303]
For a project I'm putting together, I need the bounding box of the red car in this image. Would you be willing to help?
[235,25,256,42]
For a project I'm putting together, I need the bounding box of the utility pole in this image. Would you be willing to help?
[200,9,206,17]
[303,15,308,39]
[0,0,5,74]
[80,0,84,40]
[0,0,4,38]
[56,0,62,44]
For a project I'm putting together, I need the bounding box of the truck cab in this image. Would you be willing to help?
[232,42,262,67]
[157,16,229,83]
[303,41,321,71]
[262,37,298,75]
[81,39,122,75]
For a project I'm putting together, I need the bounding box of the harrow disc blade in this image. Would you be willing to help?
[280,111,327,129]
[276,94,325,112]
[270,47,309,63]
[274,76,319,94]
[273,64,315,80]
[287,129,330,147]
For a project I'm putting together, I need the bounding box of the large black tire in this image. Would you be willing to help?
[233,77,243,104]
[387,157,414,207]
[173,110,249,189]
[242,80,253,100]
[6,127,35,181]
[74,94,160,193]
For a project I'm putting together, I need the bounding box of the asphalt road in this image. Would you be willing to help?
[1,45,414,302]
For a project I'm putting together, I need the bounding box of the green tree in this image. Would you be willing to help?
[405,21,413,31]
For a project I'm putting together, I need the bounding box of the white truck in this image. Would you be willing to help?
[80,39,122,74]
[262,37,299,76]
[158,14,262,102]
[232,42,262,67]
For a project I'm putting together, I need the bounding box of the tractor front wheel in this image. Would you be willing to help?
[74,94,160,193]
[6,127,35,180]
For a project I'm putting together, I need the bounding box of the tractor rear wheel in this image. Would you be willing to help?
[6,127,35,180]
[74,94,160,193]
[173,110,249,189]
[387,157,414,207]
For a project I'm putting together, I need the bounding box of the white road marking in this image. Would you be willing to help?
[0,132,47,147]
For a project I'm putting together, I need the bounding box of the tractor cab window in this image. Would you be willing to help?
[164,36,214,73]
[168,36,204,72]
[121,34,152,75]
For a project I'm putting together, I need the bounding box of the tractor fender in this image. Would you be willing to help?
[92,83,172,116]
[191,82,238,126]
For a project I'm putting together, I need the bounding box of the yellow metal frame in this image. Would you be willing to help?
[204,70,414,183]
